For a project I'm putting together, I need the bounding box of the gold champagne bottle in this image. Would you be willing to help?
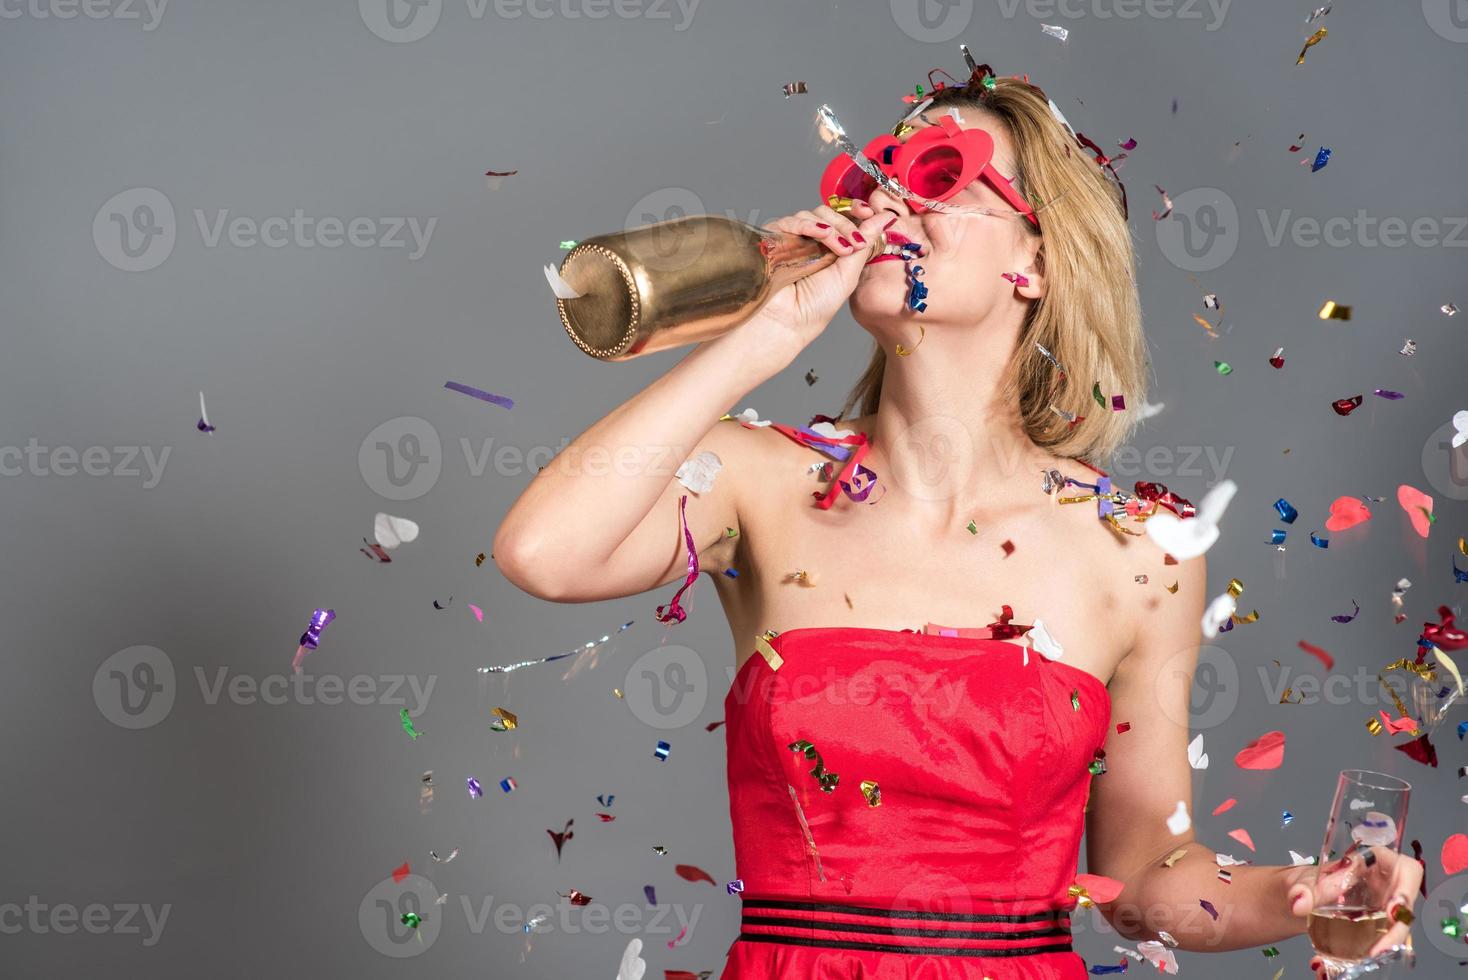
[554,215,885,361]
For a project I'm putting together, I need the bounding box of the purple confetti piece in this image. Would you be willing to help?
[1118,137,1138,151]
[795,426,853,461]
[1090,964,1129,975]
[444,381,514,409]
[644,885,657,905]
[838,463,879,503]
[467,777,483,799]
[1200,899,1219,920]
[1373,389,1404,400]
[1331,599,1361,624]
[299,608,336,650]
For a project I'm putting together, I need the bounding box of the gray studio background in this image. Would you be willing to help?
[3,1,1467,977]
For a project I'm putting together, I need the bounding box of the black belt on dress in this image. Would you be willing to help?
[738,898,1073,958]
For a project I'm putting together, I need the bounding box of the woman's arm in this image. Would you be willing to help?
[1086,550,1422,959]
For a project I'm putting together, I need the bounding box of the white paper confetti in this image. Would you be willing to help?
[1187,733,1209,769]
[1041,23,1069,42]
[1166,800,1191,835]
[544,264,583,300]
[374,513,421,550]
[675,451,723,495]
[1147,479,1236,560]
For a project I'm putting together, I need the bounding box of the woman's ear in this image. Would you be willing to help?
[1014,242,1046,301]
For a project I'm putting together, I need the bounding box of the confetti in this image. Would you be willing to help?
[1151,185,1174,220]
[1235,730,1285,770]
[1214,360,1233,376]
[1146,479,1236,560]
[782,81,808,98]
[1444,303,1460,317]
[1116,722,1131,734]
[291,608,336,673]
[196,391,215,433]
[391,862,411,883]
[1162,848,1188,867]
[859,780,882,807]
[1041,23,1069,41]
[675,451,722,494]
[401,911,422,928]
[617,938,646,980]
[1200,899,1219,920]
[399,708,422,740]
[1332,395,1364,416]
[727,879,745,894]
[559,890,593,906]
[1228,828,1257,851]
[1310,531,1329,549]
[544,264,582,299]
[1275,498,1299,524]
[1374,388,1404,400]
[1296,26,1327,65]
[499,777,517,793]
[1166,801,1191,835]
[548,820,574,860]
[1310,147,1332,172]
[1269,347,1285,369]
[675,864,717,886]
[558,240,577,249]
[1400,339,1417,356]
[1331,599,1361,623]
[788,784,826,882]
[466,777,483,799]
[1318,300,1351,320]
[656,496,699,623]
[430,848,459,863]
[1324,496,1370,532]
[489,707,517,732]
[475,552,486,566]
[654,740,671,761]
[804,369,818,386]
[1298,640,1335,671]
[1397,484,1435,538]
[1187,734,1209,769]
[477,620,633,673]
[789,739,839,792]
[1002,271,1031,287]
[1307,5,1331,21]
[444,381,513,410]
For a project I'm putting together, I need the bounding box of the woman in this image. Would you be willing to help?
[494,71,1421,979]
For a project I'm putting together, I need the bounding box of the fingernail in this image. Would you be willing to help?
[837,236,851,248]
[815,222,831,230]
[852,232,866,244]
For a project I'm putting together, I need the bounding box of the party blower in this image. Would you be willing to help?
[552,214,888,361]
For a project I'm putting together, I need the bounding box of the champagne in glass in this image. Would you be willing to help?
[1306,770,1411,975]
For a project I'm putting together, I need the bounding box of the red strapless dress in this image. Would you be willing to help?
[721,625,1110,979]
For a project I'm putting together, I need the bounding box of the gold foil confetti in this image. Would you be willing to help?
[1318,299,1351,320]
[859,780,882,807]
[1296,26,1327,65]
[754,632,785,671]
[489,707,518,731]
[895,323,925,357]
[1366,716,1384,736]
[1163,848,1188,867]
[1166,581,1180,593]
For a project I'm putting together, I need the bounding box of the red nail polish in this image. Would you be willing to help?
[852,232,866,244]
[815,222,831,230]
[836,236,851,248]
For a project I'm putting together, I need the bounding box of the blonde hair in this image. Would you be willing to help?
[837,76,1148,463]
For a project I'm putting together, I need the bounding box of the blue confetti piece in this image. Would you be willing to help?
[1270,529,1287,544]
[499,777,517,793]
[1275,498,1298,524]
[654,740,671,761]
[1458,721,1468,741]
[1282,809,1294,827]
[723,568,739,578]
[1310,531,1329,548]
[1311,147,1332,172]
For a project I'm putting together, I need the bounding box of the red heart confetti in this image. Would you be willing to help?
[1324,496,1371,532]
[1442,835,1468,875]
[1235,730,1286,770]
[1397,484,1434,538]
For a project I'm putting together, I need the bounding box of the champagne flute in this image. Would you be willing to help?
[1306,770,1412,977]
